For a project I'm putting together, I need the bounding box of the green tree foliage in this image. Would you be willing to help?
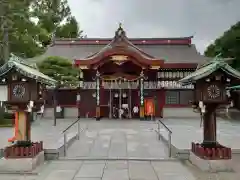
[0,0,83,62]
[31,0,82,46]
[0,0,44,62]
[37,56,81,87]
[56,16,83,38]
[31,0,71,33]
[204,21,240,70]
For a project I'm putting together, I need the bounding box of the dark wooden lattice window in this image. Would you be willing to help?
[166,90,193,105]
[166,91,179,104]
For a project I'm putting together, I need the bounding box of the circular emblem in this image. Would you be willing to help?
[207,84,220,99]
[12,84,26,98]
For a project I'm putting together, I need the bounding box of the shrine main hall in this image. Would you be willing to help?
[39,25,210,119]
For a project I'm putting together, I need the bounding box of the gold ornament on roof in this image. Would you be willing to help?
[111,55,128,61]
[111,55,128,65]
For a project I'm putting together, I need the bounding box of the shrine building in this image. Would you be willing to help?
[39,25,210,119]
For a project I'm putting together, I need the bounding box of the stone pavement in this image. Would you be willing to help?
[0,160,197,180]
[0,118,82,150]
[160,118,240,151]
[0,118,240,179]
[1,158,240,180]
[65,119,168,159]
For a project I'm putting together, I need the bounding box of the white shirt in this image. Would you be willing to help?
[133,106,139,113]
[119,108,124,115]
[56,106,62,112]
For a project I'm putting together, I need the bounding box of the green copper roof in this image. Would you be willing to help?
[227,85,240,90]
[0,54,57,86]
[179,56,240,85]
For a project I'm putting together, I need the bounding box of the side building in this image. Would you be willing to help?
[37,26,209,119]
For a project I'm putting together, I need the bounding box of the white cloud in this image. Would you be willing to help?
[67,0,240,54]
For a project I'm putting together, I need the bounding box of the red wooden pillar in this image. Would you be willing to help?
[156,89,165,118]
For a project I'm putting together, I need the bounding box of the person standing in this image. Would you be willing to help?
[133,105,139,118]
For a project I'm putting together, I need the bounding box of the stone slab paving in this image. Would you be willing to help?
[1,159,240,180]
[0,118,240,180]
[160,118,240,151]
[64,119,168,159]
[0,118,81,150]
[183,154,240,180]
[0,160,198,180]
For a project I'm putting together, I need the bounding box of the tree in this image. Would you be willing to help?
[204,21,240,70]
[0,0,83,64]
[37,56,81,87]
[31,0,83,46]
[0,0,44,63]
[55,16,83,38]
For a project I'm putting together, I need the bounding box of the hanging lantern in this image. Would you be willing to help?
[122,93,127,98]
[114,93,119,98]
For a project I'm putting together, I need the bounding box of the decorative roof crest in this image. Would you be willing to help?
[115,22,126,38]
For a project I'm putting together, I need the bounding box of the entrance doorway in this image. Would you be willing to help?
[110,89,130,119]
[112,89,120,118]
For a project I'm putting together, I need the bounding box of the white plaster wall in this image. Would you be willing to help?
[0,85,8,102]
[64,107,78,118]
[43,107,78,119]
[44,108,54,119]
[163,107,199,119]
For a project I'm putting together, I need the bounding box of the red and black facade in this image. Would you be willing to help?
[42,25,209,118]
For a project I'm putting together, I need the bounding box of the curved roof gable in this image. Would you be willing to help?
[84,24,157,61]
[179,55,240,85]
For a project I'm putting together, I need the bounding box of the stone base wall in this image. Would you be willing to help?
[162,107,199,119]
[43,107,202,119]
[43,107,78,119]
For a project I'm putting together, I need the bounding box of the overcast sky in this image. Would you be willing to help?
[68,0,240,54]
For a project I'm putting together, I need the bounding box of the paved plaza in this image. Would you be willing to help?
[0,118,240,179]
[0,160,197,180]
[0,118,81,150]
[160,118,240,151]
[65,120,168,159]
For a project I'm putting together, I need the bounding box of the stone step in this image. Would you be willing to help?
[58,157,177,161]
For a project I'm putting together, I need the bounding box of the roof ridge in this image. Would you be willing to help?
[9,53,38,69]
[54,36,193,41]
[84,25,157,60]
